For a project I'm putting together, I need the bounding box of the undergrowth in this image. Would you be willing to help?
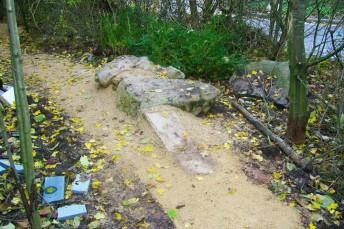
[101,7,247,81]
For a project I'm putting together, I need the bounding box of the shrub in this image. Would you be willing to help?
[101,8,247,81]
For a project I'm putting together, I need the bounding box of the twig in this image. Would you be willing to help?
[229,99,312,170]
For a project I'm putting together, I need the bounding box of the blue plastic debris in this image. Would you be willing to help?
[43,176,65,203]
[72,174,91,194]
[0,159,24,173]
[57,204,87,220]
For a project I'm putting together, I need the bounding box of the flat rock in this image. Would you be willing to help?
[72,174,91,194]
[0,85,15,106]
[57,204,87,220]
[96,55,185,87]
[245,60,290,90]
[143,105,215,174]
[0,159,24,173]
[230,61,290,108]
[43,176,65,204]
[117,77,219,116]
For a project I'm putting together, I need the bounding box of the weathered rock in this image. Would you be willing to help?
[117,77,219,116]
[143,105,215,174]
[96,55,139,87]
[95,55,185,87]
[230,60,290,108]
[245,60,290,90]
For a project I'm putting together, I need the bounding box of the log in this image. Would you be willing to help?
[230,99,312,170]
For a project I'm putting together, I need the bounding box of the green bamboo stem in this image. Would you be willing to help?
[5,0,41,228]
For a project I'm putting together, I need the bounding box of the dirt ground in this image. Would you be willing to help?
[0,24,303,229]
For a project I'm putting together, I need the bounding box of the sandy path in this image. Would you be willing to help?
[0,28,302,229]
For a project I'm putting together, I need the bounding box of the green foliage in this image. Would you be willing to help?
[101,8,246,80]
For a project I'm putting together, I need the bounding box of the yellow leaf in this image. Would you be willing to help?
[289,201,296,207]
[143,145,154,153]
[223,142,231,149]
[34,161,44,169]
[115,213,122,221]
[308,202,321,211]
[308,111,317,124]
[95,212,106,220]
[327,202,338,213]
[92,180,102,189]
[182,131,189,138]
[309,223,317,229]
[11,197,21,205]
[329,188,336,194]
[147,167,157,174]
[112,155,120,162]
[195,176,203,181]
[156,188,166,195]
[235,131,249,139]
[272,171,283,180]
[45,164,57,169]
[155,175,165,183]
[252,154,264,162]
[251,70,258,75]
[85,142,92,150]
[309,148,317,155]
[228,188,237,195]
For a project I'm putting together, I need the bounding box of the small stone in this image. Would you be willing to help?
[0,85,15,106]
[0,159,24,173]
[72,174,91,194]
[43,176,65,203]
[230,60,290,108]
[96,55,185,87]
[57,204,87,220]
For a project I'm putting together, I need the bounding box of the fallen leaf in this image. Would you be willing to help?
[167,209,177,219]
[156,188,166,195]
[95,212,106,220]
[92,179,102,189]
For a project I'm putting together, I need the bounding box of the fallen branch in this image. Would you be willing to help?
[230,99,312,170]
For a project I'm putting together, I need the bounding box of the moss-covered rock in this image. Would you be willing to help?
[116,77,219,116]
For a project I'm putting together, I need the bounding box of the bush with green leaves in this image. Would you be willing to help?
[101,8,247,81]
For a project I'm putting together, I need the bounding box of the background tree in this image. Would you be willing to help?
[286,0,308,143]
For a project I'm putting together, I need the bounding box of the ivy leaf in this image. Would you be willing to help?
[167,209,177,219]
[34,114,46,123]
[79,155,90,168]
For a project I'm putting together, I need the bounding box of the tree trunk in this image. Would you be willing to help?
[5,0,41,228]
[287,0,308,144]
[176,0,186,21]
[189,0,198,26]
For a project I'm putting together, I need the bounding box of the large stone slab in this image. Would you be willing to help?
[230,60,290,108]
[245,60,290,90]
[95,55,185,87]
[143,105,215,174]
[117,77,219,116]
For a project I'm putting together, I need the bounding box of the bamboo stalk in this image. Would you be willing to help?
[5,0,41,228]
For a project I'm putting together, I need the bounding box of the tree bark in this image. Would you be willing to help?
[287,0,308,144]
[5,0,41,228]
[189,0,198,26]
